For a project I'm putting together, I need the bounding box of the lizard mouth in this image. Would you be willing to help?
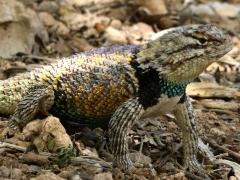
[209,44,233,58]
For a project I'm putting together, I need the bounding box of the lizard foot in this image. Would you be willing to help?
[198,138,215,162]
[184,157,212,179]
[185,157,204,173]
[113,155,136,173]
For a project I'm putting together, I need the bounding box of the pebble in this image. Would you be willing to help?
[104,27,127,44]
[38,1,59,14]
[0,165,10,178]
[12,168,22,179]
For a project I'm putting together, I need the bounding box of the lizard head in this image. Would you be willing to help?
[136,24,233,82]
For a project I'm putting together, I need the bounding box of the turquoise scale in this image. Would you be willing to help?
[159,78,193,97]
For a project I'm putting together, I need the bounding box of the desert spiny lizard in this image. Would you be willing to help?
[0,24,233,172]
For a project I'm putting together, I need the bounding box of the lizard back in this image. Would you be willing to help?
[0,45,140,126]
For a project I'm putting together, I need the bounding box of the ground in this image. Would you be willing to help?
[0,0,239,179]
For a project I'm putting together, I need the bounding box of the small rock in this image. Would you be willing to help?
[39,12,57,27]
[229,176,238,180]
[93,172,113,180]
[82,28,99,39]
[123,23,154,44]
[210,2,240,18]
[168,172,187,180]
[39,12,70,36]
[104,27,127,44]
[86,163,103,174]
[186,2,240,18]
[0,166,10,178]
[38,1,59,14]
[110,19,122,29]
[55,22,70,36]
[12,168,22,179]
[81,147,99,158]
[58,169,75,179]
[187,4,215,16]
[157,161,176,174]
[68,37,93,52]
[23,116,73,153]
[108,8,129,21]
[27,165,41,174]
[198,72,217,83]
[138,0,168,15]
[71,173,82,180]
[129,152,152,166]
[30,172,65,180]
[210,128,226,137]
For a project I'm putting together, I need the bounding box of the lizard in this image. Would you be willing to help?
[0,24,233,172]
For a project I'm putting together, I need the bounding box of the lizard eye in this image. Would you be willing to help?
[197,37,208,45]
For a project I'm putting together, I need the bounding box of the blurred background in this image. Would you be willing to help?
[0,0,240,62]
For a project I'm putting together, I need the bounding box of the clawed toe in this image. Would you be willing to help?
[113,155,135,173]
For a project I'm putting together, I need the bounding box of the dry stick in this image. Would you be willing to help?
[185,171,209,180]
[70,156,112,169]
[22,54,56,63]
[79,0,132,13]
[203,137,240,163]
[0,142,26,152]
[0,142,112,169]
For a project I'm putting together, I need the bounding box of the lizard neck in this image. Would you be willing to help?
[131,60,192,109]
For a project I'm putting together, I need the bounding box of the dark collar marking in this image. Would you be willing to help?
[131,60,190,109]
[178,92,187,104]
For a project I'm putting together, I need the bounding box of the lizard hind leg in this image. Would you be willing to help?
[9,84,55,129]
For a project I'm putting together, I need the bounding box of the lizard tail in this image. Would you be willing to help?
[0,73,34,115]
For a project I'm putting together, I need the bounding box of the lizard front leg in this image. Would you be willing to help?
[108,98,144,171]
[8,84,54,129]
[173,94,212,172]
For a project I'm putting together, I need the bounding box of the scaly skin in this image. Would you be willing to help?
[0,24,233,172]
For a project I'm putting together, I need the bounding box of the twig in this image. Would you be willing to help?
[0,141,112,169]
[78,0,133,14]
[70,156,112,169]
[203,137,240,163]
[0,141,26,152]
[21,54,56,63]
[185,171,209,180]
[214,159,240,179]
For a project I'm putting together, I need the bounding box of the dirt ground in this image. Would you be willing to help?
[0,0,239,179]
